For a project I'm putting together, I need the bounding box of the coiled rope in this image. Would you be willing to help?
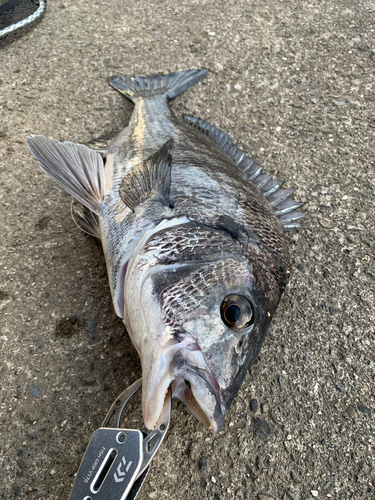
[0,0,46,45]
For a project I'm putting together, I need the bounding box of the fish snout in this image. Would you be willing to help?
[141,342,224,434]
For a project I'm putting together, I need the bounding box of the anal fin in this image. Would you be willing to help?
[119,139,174,212]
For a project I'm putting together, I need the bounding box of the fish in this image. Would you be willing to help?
[27,69,305,433]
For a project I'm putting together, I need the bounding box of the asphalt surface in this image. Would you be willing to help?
[0,1,374,499]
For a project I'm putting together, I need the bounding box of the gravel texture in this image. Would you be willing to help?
[0,1,374,499]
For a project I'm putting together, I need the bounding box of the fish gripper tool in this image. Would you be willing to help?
[69,378,171,500]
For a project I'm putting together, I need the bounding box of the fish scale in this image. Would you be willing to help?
[162,259,250,323]
[27,68,305,434]
[144,224,235,262]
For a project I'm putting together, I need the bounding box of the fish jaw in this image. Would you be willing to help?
[139,336,225,433]
[171,348,225,433]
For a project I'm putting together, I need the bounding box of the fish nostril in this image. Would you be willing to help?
[184,379,192,389]
[238,339,243,348]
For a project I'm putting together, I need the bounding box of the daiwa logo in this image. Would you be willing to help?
[114,456,133,483]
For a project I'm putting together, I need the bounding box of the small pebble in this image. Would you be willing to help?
[211,476,217,484]
[319,218,334,229]
[199,457,207,472]
[250,399,258,412]
[330,307,342,315]
[284,490,297,500]
[332,99,346,106]
[357,404,371,414]
[311,491,318,497]
[27,429,37,439]
[291,470,302,483]
[261,403,269,413]
[29,386,41,398]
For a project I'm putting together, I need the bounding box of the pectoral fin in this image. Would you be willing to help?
[71,201,101,239]
[119,138,173,212]
[27,135,105,214]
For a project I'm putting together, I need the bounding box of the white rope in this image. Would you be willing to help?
[0,0,46,39]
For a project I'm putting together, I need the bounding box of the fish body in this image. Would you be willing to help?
[27,70,304,433]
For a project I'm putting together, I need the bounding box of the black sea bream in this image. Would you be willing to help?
[27,69,304,433]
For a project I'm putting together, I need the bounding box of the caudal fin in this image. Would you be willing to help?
[109,69,208,102]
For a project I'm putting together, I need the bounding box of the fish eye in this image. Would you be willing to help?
[220,294,254,331]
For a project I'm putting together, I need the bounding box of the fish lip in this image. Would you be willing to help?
[142,342,225,433]
[170,347,225,433]
[177,365,225,433]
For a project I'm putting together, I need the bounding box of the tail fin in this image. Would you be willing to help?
[109,69,208,102]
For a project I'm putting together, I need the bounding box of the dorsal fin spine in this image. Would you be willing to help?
[184,115,306,230]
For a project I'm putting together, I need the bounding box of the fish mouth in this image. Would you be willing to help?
[142,341,225,434]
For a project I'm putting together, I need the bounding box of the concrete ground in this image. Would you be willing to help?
[0,0,374,499]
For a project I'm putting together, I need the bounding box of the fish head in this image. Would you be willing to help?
[123,221,285,433]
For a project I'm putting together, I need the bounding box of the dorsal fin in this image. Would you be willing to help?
[184,116,305,231]
[119,139,174,212]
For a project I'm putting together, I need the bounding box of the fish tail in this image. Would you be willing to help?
[109,69,208,102]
